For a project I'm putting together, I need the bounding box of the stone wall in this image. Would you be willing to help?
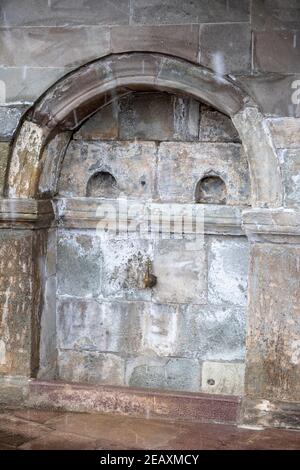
[53,92,249,394]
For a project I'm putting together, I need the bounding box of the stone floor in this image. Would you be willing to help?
[0,408,299,450]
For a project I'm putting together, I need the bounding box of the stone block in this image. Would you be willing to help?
[131,0,250,24]
[111,24,199,63]
[0,0,130,26]
[236,73,300,118]
[57,298,143,356]
[125,355,201,392]
[254,31,300,73]
[268,118,300,149]
[57,231,101,297]
[208,236,249,307]
[58,140,157,199]
[201,361,245,395]
[280,149,300,208]
[177,305,246,361]
[0,142,9,196]
[100,237,153,301]
[156,142,250,205]
[199,23,251,73]
[199,106,240,143]
[141,302,181,356]
[251,0,300,31]
[0,66,69,104]
[74,104,119,141]
[0,106,27,140]
[152,239,207,305]
[58,350,125,386]
[0,26,110,68]
[245,243,300,401]
[118,93,176,141]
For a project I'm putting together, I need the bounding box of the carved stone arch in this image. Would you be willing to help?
[5,52,282,208]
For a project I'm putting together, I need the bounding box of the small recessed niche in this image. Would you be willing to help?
[86,171,119,198]
[195,175,227,205]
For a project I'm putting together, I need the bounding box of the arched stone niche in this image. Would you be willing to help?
[5,52,282,208]
[2,52,298,430]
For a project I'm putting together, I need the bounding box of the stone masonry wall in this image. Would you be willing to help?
[55,92,249,394]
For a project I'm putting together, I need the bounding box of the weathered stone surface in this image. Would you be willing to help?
[202,361,245,395]
[57,298,143,356]
[0,376,29,406]
[152,239,207,305]
[280,149,300,208]
[199,106,240,143]
[100,237,153,301]
[268,118,300,149]
[57,231,101,297]
[0,0,130,26]
[119,93,200,142]
[0,230,33,376]
[141,302,181,356]
[199,23,251,73]
[125,355,201,392]
[58,141,156,200]
[0,26,110,68]
[111,24,200,63]
[232,106,283,207]
[208,236,249,307]
[131,0,250,24]
[0,106,27,140]
[177,305,246,361]
[254,31,300,73]
[156,142,250,205]
[251,0,300,31]
[58,350,125,386]
[74,105,119,141]
[245,243,300,401]
[0,142,9,196]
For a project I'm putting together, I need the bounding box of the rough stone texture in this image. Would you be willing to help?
[0,230,34,376]
[57,231,101,297]
[57,298,143,356]
[156,142,250,205]
[245,243,300,401]
[279,149,300,208]
[152,239,207,304]
[126,356,201,392]
[268,118,300,149]
[177,305,246,361]
[0,106,28,140]
[208,236,249,307]
[199,106,240,143]
[58,350,125,386]
[58,141,157,200]
[0,142,9,196]
[202,361,245,395]
[199,23,251,74]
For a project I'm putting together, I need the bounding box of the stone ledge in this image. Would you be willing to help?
[55,197,245,235]
[242,208,300,243]
[26,380,241,425]
[0,199,54,228]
